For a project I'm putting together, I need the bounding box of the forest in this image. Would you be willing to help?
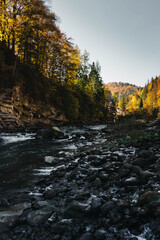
[0,0,160,123]
[113,77,160,119]
[0,0,115,122]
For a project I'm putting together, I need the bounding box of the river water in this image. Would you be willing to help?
[0,125,108,196]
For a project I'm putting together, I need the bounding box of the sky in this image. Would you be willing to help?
[48,0,160,87]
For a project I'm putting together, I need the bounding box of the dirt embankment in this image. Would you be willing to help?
[0,86,67,131]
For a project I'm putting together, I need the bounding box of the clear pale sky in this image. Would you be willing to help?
[48,0,160,87]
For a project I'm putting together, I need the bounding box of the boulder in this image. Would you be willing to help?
[33,201,50,209]
[36,126,64,139]
[125,177,138,186]
[133,150,156,167]
[26,208,52,226]
[0,222,9,233]
[100,201,115,216]
[44,156,59,164]
[43,188,59,199]
[79,233,93,240]
[138,171,155,184]
[64,200,90,218]
[0,202,31,227]
[138,191,160,207]
[91,197,101,210]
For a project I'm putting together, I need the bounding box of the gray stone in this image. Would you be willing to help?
[94,178,102,187]
[125,177,138,186]
[0,202,31,227]
[64,201,90,218]
[0,222,9,233]
[36,126,64,139]
[44,156,59,164]
[133,150,156,167]
[91,197,101,209]
[26,208,52,226]
[33,201,50,209]
[79,233,93,240]
[44,188,59,199]
[100,201,115,216]
[138,171,155,184]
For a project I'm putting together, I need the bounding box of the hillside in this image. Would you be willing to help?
[0,0,117,130]
[106,82,142,97]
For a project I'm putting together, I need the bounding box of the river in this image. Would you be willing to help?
[0,125,108,196]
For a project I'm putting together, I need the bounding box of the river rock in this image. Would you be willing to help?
[133,155,156,167]
[44,156,59,164]
[33,201,50,209]
[125,177,138,186]
[133,150,156,167]
[43,187,59,199]
[138,191,160,207]
[36,126,64,139]
[100,201,115,216]
[64,200,90,218]
[0,222,9,233]
[94,178,102,187]
[138,170,155,184]
[91,197,101,210]
[0,202,31,227]
[79,233,93,240]
[26,208,52,226]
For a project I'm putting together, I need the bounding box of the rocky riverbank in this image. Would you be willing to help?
[0,87,67,131]
[0,122,160,239]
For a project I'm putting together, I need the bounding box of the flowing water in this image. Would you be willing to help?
[0,125,108,196]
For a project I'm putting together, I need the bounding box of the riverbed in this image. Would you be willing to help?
[0,124,159,240]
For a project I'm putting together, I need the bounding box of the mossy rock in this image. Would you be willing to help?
[138,191,160,207]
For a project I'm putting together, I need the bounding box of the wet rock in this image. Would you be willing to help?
[64,201,90,219]
[43,188,59,199]
[138,171,155,184]
[0,202,31,227]
[91,197,101,210]
[33,201,50,209]
[79,233,93,240]
[44,156,59,164]
[138,191,160,207]
[125,177,138,186]
[0,222,9,233]
[133,150,156,167]
[36,126,64,139]
[94,228,108,240]
[47,212,58,223]
[119,168,131,178]
[0,198,10,207]
[99,173,109,181]
[94,178,102,188]
[26,208,52,226]
[100,201,115,216]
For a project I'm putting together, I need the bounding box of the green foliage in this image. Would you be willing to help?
[63,92,80,120]
[119,96,126,112]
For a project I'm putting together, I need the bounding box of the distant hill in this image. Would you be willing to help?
[105,82,142,97]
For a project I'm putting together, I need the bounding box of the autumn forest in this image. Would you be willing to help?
[0,0,160,122]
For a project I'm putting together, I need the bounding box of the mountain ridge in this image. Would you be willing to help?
[105,82,142,97]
